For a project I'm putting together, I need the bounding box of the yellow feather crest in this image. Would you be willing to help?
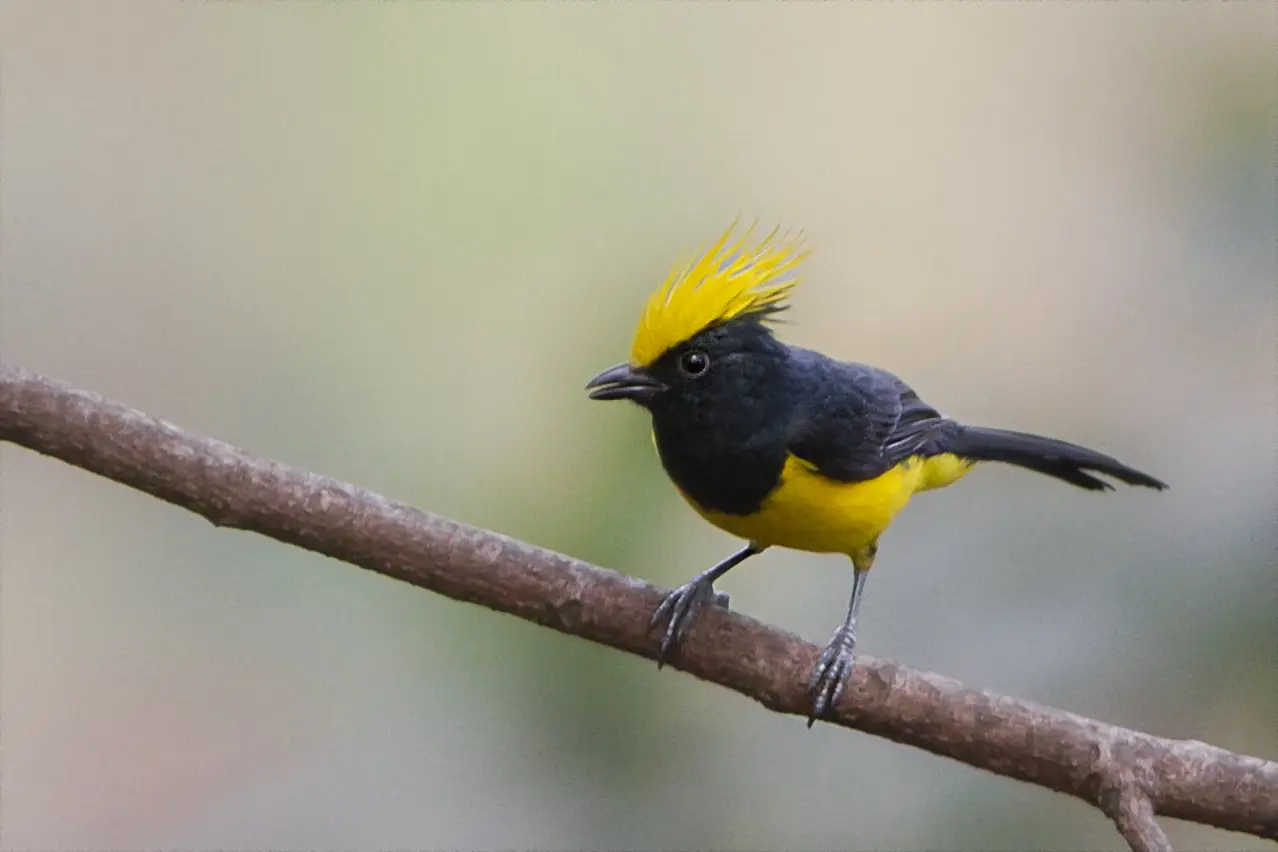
[629,222,810,367]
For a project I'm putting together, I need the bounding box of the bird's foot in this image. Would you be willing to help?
[807,624,857,727]
[649,576,730,667]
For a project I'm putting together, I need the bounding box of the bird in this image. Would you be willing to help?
[585,222,1167,725]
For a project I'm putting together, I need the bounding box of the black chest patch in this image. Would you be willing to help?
[640,320,795,515]
[652,430,787,516]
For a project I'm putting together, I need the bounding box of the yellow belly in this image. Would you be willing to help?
[680,453,973,556]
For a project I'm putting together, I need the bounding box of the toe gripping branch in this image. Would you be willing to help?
[648,546,871,728]
[649,544,760,667]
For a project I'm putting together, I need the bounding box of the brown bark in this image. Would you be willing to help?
[1,363,1274,848]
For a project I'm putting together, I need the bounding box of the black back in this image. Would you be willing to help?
[641,321,954,516]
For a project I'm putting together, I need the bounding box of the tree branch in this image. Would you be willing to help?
[1,363,1274,848]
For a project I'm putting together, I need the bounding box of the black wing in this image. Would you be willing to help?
[785,349,955,483]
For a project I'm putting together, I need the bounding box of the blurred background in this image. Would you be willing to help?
[1,2,1273,849]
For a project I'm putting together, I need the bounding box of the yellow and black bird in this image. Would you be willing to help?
[586,223,1166,724]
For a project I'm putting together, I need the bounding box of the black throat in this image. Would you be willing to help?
[653,427,789,515]
[646,324,794,516]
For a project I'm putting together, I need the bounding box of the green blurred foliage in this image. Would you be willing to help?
[1,2,1273,850]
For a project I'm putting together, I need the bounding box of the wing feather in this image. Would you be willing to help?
[786,352,954,483]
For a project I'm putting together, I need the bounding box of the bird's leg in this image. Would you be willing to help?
[650,543,764,667]
[808,542,876,726]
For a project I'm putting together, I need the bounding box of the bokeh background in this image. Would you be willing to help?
[1,2,1273,849]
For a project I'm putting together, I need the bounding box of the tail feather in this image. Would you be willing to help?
[945,425,1167,492]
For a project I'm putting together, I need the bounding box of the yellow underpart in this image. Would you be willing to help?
[630,221,809,367]
[913,452,974,493]
[678,453,974,557]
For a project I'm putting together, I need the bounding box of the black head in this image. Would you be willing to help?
[585,224,808,513]
[587,318,795,514]
[586,319,792,435]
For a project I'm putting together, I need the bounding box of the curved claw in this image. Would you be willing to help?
[806,627,858,727]
[649,579,718,667]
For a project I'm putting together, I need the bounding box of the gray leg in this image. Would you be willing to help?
[808,543,875,725]
[650,543,765,667]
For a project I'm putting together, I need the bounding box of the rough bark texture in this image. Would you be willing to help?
[2,363,1274,848]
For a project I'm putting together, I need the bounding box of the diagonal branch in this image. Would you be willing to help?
[1100,765,1174,852]
[1,363,1274,849]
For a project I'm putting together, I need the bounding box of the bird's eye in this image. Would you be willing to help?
[679,350,710,377]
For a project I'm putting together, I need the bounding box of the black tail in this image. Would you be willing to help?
[945,425,1167,492]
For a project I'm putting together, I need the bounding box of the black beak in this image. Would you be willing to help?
[585,362,665,403]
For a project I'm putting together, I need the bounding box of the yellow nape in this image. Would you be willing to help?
[678,453,974,556]
[630,221,809,367]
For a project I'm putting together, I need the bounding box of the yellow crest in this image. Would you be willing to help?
[629,222,810,367]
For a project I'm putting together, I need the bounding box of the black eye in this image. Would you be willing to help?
[679,350,710,376]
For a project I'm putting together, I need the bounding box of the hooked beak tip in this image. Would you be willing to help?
[585,362,664,402]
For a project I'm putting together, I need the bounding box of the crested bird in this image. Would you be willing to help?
[586,223,1166,724]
